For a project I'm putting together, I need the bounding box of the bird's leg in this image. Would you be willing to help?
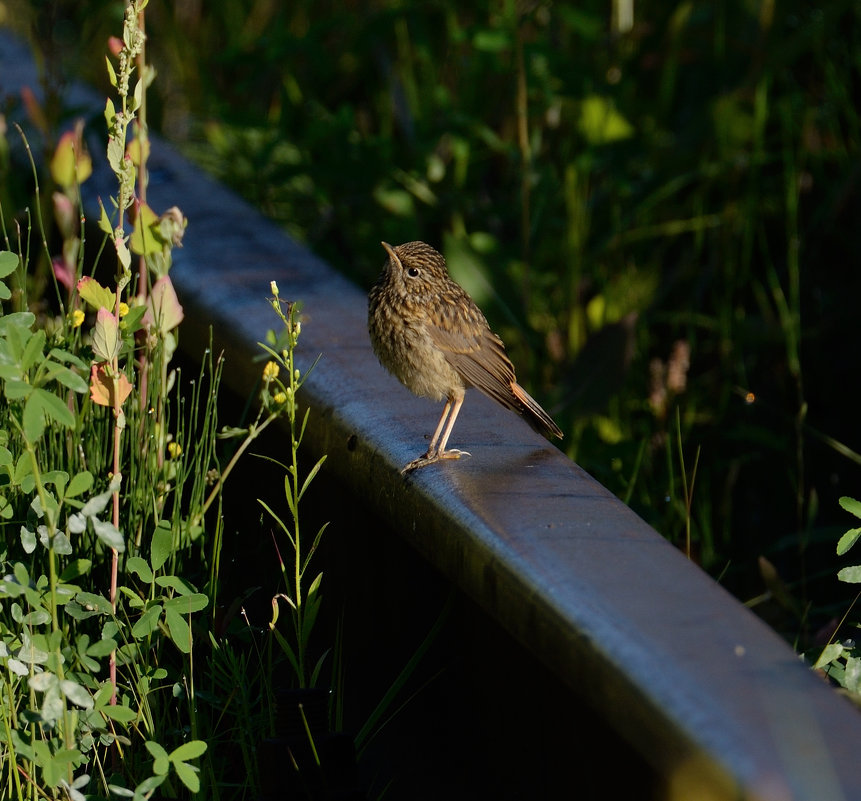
[434,393,470,461]
[426,398,453,455]
[401,400,451,473]
[401,392,470,473]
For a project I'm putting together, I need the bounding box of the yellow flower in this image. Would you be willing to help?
[273,391,287,405]
[71,309,85,328]
[118,301,130,317]
[167,441,182,459]
[262,361,279,382]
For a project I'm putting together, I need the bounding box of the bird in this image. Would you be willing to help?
[368,241,563,473]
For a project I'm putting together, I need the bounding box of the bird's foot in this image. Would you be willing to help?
[401,448,471,474]
[401,451,439,474]
[438,448,471,461]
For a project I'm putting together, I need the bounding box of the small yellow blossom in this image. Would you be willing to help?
[273,391,287,405]
[71,309,85,328]
[167,441,182,459]
[118,302,130,317]
[262,361,280,382]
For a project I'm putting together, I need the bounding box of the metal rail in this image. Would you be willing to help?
[3,30,860,799]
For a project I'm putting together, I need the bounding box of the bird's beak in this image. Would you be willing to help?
[381,241,401,270]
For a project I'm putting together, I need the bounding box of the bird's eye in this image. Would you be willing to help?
[407,267,420,278]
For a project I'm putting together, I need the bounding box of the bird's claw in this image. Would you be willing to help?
[401,448,471,474]
[438,448,471,461]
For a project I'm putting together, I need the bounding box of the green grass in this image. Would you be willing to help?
[5,0,861,648]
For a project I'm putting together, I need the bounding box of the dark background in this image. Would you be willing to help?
[3,0,861,650]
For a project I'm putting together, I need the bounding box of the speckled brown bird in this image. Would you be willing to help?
[368,241,563,472]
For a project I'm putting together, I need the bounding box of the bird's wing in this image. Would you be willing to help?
[425,302,519,411]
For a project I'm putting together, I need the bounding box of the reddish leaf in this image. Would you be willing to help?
[89,363,133,407]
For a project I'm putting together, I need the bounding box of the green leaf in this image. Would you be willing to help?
[29,671,58,692]
[50,530,73,556]
[48,346,89,371]
[272,627,301,677]
[127,556,154,583]
[105,53,117,88]
[92,517,125,552]
[843,655,861,693]
[164,607,191,653]
[86,638,118,658]
[135,775,167,795]
[61,679,94,709]
[32,387,76,429]
[14,453,35,491]
[22,393,46,442]
[65,471,94,499]
[129,202,163,256]
[64,600,99,621]
[120,303,147,334]
[170,740,207,762]
[4,379,32,400]
[837,565,861,583]
[80,481,116,517]
[20,526,36,553]
[154,574,194,595]
[91,308,122,362]
[298,454,327,503]
[578,94,635,145]
[0,311,35,335]
[75,592,114,616]
[59,558,92,582]
[162,592,208,613]
[45,364,88,394]
[97,198,114,236]
[173,759,201,793]
[146,740,170,775]
[42,469,69,495]
[100,704,137,723]
[76,276,116,312]
[0,250,19,278]
[131,604,163,639]
[837,527,861,556]
[119,585,146,608]
[840,496,861,520]
[473,28,511,52]
[151,520,172,571]
[20,328,46,372]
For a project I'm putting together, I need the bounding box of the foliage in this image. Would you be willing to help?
[0,3,320,798]
[107,0,859,615]
[5,0,860,680]
[257,291,329,690]
[814,497,861,699]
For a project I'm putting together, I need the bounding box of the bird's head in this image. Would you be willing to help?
[380,241,448,299]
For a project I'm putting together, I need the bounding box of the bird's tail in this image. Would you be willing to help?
[511,382,563,440]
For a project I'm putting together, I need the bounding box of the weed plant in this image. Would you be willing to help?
[814,497,861,701]
[142,0,859,644]
[0,3,335,798]
[4,2,861,662]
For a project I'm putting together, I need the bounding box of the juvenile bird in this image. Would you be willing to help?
[368,241,563,473]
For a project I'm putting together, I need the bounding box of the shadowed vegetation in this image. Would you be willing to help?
[4,0,861,648]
